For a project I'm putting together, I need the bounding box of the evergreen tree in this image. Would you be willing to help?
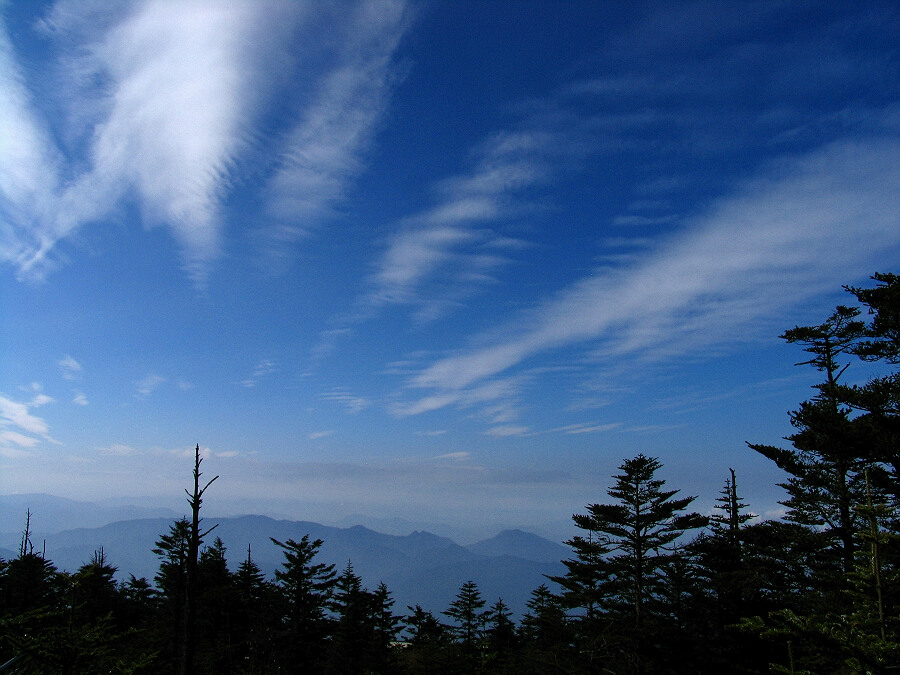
[742,276,900,671]
[583,454,705,626]
[443,579,489,671]
[405,603,447,645]
[519,584,568,647]
[483,597,517,672]
[749,307,870,579]
[233,545,278,671]
[327,561,373,673]
[369,582,402,672]
[71,548,121,626]
[691,470,757,628]
[194,537,235,673]
[152,517,191,669]
[443,579,488,650]
[0,514,67,670]
[550,520,612,621]
[183,444,218,675]
[519,585,574,672]
[839,273,900,502]
[402,605,449,673]
[118,574,156,633]
[271,534,336,671]
[555,454,706,673]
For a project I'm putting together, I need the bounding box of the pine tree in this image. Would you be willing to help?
[405,604,446,645]
[369,582,402,671]
[586,454,705,626]
[838,273,900,502]
[519,584,574,672]
[749,307,870,579]
[153,517,191,668]
[233,545,277,670]
[520,584,568,647]
[555,454,706,674]
[444,579,489,671]
[484,597,517,671]
[72,548,121,625]
[402,605,449,672]
[741,277,900,672]
[271,534,336,671]
[443,579,488,650]
[328,561,372,673]
[195,537,235,672]
[550,520,613,621]
[692,470,756,627]
[183,443,218,675]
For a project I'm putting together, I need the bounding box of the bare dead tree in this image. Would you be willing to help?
[180,443,219,675]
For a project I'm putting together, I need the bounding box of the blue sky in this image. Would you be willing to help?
[2,0,899,538]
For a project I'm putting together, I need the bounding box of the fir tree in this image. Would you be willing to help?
[581,454,705,626]
[484,597,517,671]
[443,579,488,650]
[555,454,706,674]
[271,534,336,671]
[328,561,373,673]
[749,307,870,578]
[402,605,449,672]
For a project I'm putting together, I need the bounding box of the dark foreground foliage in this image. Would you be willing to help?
[2,273,898,673]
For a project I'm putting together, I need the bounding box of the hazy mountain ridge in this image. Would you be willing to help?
[0,513,565,618]
[0,493,179,537]
[467,528,569,563]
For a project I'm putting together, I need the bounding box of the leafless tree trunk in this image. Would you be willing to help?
[180,444,219,675]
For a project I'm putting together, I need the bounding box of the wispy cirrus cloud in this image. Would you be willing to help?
[1,0,411,284]
[135,374,166,398]
[241,359,277,388]
[397,135,900,418]
[266,0,410,234]
[363,131,554,320]
[98,443,137,456]
[313,125,563,357]
[0,392,55,448]
[320,387,371,414]
[58,355,82,380]
[0,16,64,277]
[2,0,264,283]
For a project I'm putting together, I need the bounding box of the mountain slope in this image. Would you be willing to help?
[467,529,569,563]
[0,516,565,618]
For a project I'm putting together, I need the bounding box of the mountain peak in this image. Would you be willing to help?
[467,529,568,563]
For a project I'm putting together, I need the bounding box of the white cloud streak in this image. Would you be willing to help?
[400,136,900,414]
[135,374,166,398]
[266,0,410,234]
[65,0,260,283]
[0,16,64,277]
[365,131,554,316]
[241,359,277,388]
[1,0,261,282]
[0,393,54,446]
[1,0,411,284]
[320,387,371,413]
[0,430,41,448]
[59,355,83,379]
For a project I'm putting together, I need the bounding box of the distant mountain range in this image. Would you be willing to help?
[0,495,569,618]
[0,493,180,535]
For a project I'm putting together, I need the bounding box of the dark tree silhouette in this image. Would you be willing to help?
[271,534,336,671]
